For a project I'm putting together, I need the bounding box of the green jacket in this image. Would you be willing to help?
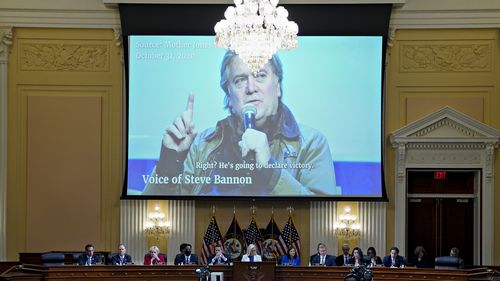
[142,105,341,196]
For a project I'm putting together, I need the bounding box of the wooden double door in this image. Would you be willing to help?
[406,170,476,266]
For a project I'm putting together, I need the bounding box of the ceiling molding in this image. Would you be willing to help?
[1,0,500,29]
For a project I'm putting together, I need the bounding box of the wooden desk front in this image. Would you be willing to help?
[0,264,491,281]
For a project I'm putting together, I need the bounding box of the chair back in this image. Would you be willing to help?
[434,256,463,269]
[72,252,82,264]
[41,252,65,266]
[107,253,117,265]
[362,255,371,264]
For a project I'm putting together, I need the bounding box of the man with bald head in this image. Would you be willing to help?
[335,244,352,266]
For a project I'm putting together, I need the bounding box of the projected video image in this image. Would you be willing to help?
[127,35,382,198]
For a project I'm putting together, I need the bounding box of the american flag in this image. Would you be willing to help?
[276,216,301,257]
[244,218,263,255]
[201,216,224,265]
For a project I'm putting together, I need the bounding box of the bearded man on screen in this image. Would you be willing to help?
[142,51,339,196]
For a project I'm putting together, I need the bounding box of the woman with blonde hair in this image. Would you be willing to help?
[143,245,166,265]
[241,244,262,262]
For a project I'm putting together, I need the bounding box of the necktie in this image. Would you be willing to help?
[120,256,124,265]
[88,257,92,266]
[345,256,348,264]
[320,256,324,265]
[186,256,190,264]
[217,257,221,264]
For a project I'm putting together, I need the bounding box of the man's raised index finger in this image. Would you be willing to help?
[186,93,194,118]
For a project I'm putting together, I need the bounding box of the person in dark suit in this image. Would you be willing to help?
[366,247,383,266]
[174,243,199,265]
[310,243,335,266]
[110,244,133,265]
[410,246,433,268]
[77,244,102,266]
[207,244,231,265]
[335,244,352,266]
[383,246,405,268]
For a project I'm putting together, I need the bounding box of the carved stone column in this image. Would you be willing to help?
[0,27,13,261]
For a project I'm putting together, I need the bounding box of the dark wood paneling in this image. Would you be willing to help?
[0,264,491,281]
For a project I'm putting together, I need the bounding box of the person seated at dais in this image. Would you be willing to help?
[77,244,102,266]
[336,244,352,266]
[280,247,301,266]
[110,244,133,265]
[241,244,262,262]
[366,247,383,267]
[174,243,199,265]
[383,247,404,268]
[208,244,231,265]
[143,246,166,265]
[310,243,335,266]
[349,247,365,267]
[410,246,433,268]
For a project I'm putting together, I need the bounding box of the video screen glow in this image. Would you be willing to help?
[126,35,382,198]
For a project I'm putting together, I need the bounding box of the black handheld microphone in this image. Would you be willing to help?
[241,103,257,164]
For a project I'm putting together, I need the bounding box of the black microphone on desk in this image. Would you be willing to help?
[241,103,257,164]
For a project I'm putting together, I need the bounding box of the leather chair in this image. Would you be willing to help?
[72,252,82,265]
[41,252,65,266]
[107,253,117,265]
[434,256,464,269]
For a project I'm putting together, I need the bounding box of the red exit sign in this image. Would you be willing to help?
[434,171,447,180]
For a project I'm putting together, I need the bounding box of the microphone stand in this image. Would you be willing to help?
[195,264,210,281]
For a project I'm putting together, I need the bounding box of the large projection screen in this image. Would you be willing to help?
[120,4,390,200]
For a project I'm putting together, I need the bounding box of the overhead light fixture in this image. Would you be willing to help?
[334,207,361,240]
[144,205,171,242]
[214,0,298,74]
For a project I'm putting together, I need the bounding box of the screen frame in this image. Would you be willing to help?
[119,3,390,201]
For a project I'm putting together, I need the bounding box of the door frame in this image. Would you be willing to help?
[406,169,480,265]
[390,107,500,265]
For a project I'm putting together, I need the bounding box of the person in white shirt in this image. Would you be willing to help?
[241,244,262,262]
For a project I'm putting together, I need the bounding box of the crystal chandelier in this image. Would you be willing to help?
[144,205,170,242]
[214,0,299,74]
[334,207,361,240]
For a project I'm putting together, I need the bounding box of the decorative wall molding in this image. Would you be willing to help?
[310,201,338,257]
[166,200,195,265]
[390,106,500,264]
[390,1,500,29]
[411,117,486,137]
[0,27,12,262]
[358,202,386,257]
[1,1,500,30]
[20,43,109,72]
[400,43,491,73]
[0,0,120,29]
[120,200,148,264]
[103,0,406,4]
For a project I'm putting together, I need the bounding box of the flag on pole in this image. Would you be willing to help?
[224,214,245,261]
[262,215,282,261]
[244,217,264,255]
[277,216,301,257]
[201,216,224,265]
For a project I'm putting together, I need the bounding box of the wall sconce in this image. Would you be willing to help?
[334,207,361,239]
[144,205,171,242]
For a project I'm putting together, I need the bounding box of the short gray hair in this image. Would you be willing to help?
[219,51,284,111]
